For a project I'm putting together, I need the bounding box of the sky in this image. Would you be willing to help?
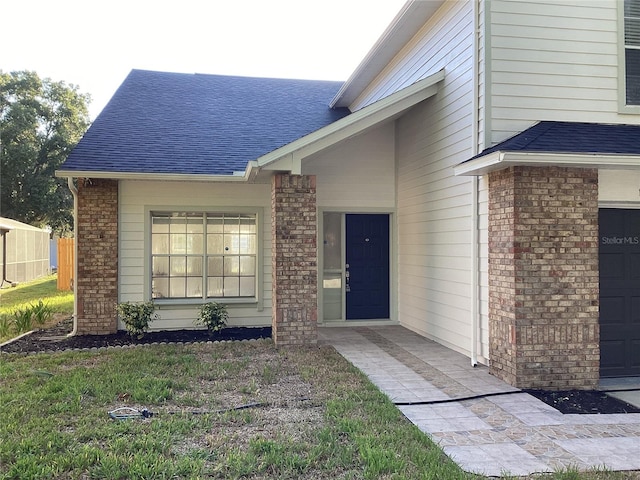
[3,0,407,120]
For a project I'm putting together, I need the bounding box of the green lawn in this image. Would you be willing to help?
[1,278,638,479]
[0,275,73,343]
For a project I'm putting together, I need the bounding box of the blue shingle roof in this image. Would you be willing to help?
[60,70,350,176]
[473,121,640,159]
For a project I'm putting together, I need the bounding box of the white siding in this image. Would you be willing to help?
[600,170,640,204]
[119,180,272,330]
[385,1,478,358]
[488,0,640,144]
[350,1,473,111]
[302,123,396,209]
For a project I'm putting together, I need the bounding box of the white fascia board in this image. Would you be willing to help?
[454,151,640,176]
[330,0,444,108]
[55,169,251,183]
[260,69,445,172]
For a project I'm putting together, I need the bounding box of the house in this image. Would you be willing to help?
[57,0,640,391]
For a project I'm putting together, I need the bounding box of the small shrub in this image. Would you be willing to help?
[12,308,33,334]
[195,302,228,335]
[116,301,158,338]
[0,314,12,338]
[30,299,54,326]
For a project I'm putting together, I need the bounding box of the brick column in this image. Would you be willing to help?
[76,178,118,335]
[271,174,318,345]
[488,166,599,390]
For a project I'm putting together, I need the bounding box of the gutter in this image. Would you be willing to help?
[67,177,78,337]
[470,0,480,367]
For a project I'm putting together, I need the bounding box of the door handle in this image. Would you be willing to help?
[345,265,350,293]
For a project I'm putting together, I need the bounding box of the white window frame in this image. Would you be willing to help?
[619,0,640,113]
[144,207,263,306]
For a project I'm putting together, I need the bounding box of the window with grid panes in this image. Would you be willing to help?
[625,0,640,105]
[151,212,257,299]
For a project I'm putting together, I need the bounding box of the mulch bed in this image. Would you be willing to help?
[0,317,271,354]
[525,388,640,414]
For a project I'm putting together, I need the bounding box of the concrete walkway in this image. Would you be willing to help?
[319,325,640,477]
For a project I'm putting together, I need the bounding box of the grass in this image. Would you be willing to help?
[1,280,639,479]
[0,275,73,343]
[2,343,639,480]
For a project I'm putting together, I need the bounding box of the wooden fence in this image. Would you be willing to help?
[57,238,74,291]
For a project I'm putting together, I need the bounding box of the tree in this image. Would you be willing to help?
[0,70,91,235]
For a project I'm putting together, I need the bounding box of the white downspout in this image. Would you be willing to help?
[470,0,481,367]
[67,177,78,337]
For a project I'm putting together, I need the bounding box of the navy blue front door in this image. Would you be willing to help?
[346,214,390,320]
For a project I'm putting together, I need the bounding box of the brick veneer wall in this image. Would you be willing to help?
[488,166,599,390]
[271,174,318,345]
[75,178,118,335]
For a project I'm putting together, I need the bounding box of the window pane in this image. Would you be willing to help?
[170,234,187,254]
[170,215,187,233]
[186,216,203,234]
[239,234,256,254]
[152,234,169,254]
[187,257,203,276]
[170,277,186,298]
[626,0,640,19]
[207,234,224,254]
[627,49,640,105]
[207,277,223,297]
[171,257,186,275]
[626,18,640,46]
[224,216,240,234]
[224,256,240,276]
[187,232,203,254]
[153,257,169,276]
[208,256,223,276]
[240,277,255,297]
[240,256,255,275]
[186,277,203,297]
[152,215,170,233]
[224,277,240,297]
[207,215,224,233]
[153,278,169,299]
[240,215,256,234]
[323,212,342,270]
[225,234,240,254]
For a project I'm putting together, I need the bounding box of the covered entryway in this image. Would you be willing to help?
[321,213,391,322]
[600,208,640,377]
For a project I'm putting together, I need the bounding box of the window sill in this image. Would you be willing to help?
[153,298,259,309]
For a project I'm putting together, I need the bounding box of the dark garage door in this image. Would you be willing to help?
[600,208,640,377]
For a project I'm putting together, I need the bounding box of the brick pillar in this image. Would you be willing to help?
[488,166,599,390]
[271,174,318,345]
[76,178,118,335]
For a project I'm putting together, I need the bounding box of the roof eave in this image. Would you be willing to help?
[454,152,640,176]
[55,167,256,183]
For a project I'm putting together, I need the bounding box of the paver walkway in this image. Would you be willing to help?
[320,325,640,477]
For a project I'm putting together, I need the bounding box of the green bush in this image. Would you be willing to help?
[195,302,228,335]
[116,301,158,338]
[0,314,11,338]
[12,308,33,334]
[30,299,54,326]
